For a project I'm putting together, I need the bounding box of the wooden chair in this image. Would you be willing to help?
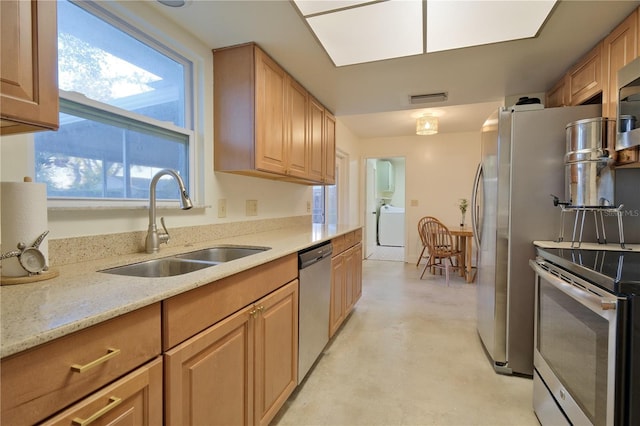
[416,216,430,267]
[419,218,463,285]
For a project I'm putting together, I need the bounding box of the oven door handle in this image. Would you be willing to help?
[530,259,618,315]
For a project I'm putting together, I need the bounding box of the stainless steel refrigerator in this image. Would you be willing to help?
[471,104,601,376]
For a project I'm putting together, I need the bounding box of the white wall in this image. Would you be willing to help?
[0,1,323,240]
[335,120,361,226]
[358,132,481,262]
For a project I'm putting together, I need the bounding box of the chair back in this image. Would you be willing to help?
[422,217,454,256]
[417,216,431,245]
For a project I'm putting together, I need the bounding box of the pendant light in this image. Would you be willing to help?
[416,114,438,135]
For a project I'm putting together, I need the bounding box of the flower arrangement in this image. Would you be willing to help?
[458,198,468,227]
[458,198,468,214]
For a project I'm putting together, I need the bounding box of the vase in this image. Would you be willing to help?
[460,212,466,227]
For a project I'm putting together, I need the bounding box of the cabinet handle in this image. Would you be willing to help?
[256,305,265,314]
[72,396,122,426]
[70,348,121,373]
[249,307,257,318]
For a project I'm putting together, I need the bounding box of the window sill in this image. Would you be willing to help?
[47,202,210,211]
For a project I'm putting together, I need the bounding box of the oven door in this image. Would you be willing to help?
[531,259,619,426]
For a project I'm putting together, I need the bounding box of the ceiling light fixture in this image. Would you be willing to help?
[416,115,438,136]
[157,0,189,7]
[293,0,556,67]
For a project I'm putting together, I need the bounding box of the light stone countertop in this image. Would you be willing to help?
[1,223,360,359]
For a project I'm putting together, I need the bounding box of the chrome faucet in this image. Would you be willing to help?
[145,169,193,253]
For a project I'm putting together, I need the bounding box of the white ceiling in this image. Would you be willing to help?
[148,0,640,139]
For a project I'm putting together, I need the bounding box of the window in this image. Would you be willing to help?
[35,0,194,202]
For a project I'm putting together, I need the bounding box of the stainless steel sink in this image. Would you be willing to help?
[174,245,271,263]
[101,258,218,278]
[100,245,270,277]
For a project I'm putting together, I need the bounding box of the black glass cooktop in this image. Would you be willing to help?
[536,247,640,295]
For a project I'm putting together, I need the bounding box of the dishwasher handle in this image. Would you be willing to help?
[299,243,333,269]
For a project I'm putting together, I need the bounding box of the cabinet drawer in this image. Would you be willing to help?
[331,235,345,255]
[354,228,362,243]
[344,231,356,248]
[1,303,161,426]
[41,357,163,426]
[163,254,297,350]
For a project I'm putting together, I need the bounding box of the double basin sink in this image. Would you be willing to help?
[101,245,271,278]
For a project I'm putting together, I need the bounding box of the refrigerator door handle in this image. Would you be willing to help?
[471,162,482,248]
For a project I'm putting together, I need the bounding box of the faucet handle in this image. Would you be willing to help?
[159,217,170,245]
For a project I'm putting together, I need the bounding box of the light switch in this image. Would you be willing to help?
[410,199,419,207]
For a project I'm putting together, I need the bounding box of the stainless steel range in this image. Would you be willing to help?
[530,247,640,426]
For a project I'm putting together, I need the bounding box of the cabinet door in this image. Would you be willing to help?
[344,247,356,314]
[323,110,336,185]
[286,77,309,178]
[308,96,325,182]
[354,243,363,303]
[568,42,603,105]
[254,280,299,426]
[603,10,638,119]
[546,76,567,108]
[41,358,163,426]
[164,306,254,426]
[0,0,58,135]
[329,254,346,338]
[255,48,287,175]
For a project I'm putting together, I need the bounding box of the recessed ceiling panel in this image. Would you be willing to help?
[426,0,556,53]
[306,0,423,66]
[293,0,373,17]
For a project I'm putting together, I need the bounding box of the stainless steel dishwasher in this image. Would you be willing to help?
[298,241,333,384]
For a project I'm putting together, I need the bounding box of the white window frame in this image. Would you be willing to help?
[45,0,201,209]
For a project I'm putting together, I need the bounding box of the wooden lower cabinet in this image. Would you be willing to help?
[1,304,161,426]
[164,280,299,426]
[41,357,163,426]
[329,253,346,338]
[329,237,363,338]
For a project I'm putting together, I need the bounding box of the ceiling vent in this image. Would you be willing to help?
[410,92,448,104]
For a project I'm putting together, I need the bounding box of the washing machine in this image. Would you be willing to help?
[378,205,405,247]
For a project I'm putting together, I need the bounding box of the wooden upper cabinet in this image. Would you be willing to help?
[213,42,335,185]
[0,0,59,135]
[567,42,603,106]
[285,76,309,179]
[603,9,638,119]
[255,48,288,175]
[308,96,325,182]
[546,76,568,108]
[324,110,336,184]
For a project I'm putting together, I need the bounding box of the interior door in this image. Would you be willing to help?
[365,159,377,258]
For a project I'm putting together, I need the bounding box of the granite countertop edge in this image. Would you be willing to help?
[533,240,640,251]
[1,223,361,359]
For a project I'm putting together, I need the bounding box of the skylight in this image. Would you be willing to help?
[293,0,557,67]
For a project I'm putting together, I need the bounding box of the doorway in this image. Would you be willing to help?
[364,157,406,262]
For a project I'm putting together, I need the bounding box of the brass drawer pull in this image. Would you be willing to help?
[70,348,121,373]
[72,396,122,426]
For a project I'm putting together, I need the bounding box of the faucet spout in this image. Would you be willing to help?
[145,169,192,253]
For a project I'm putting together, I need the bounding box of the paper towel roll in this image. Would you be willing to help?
[1,180,48,277]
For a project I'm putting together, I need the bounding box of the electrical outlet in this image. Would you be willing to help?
[246,199,258,216]
[306,201,311,213]
[218,199,227,218]
[410,199,419,207]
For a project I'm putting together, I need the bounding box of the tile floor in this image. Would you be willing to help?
[272,259,540,426]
